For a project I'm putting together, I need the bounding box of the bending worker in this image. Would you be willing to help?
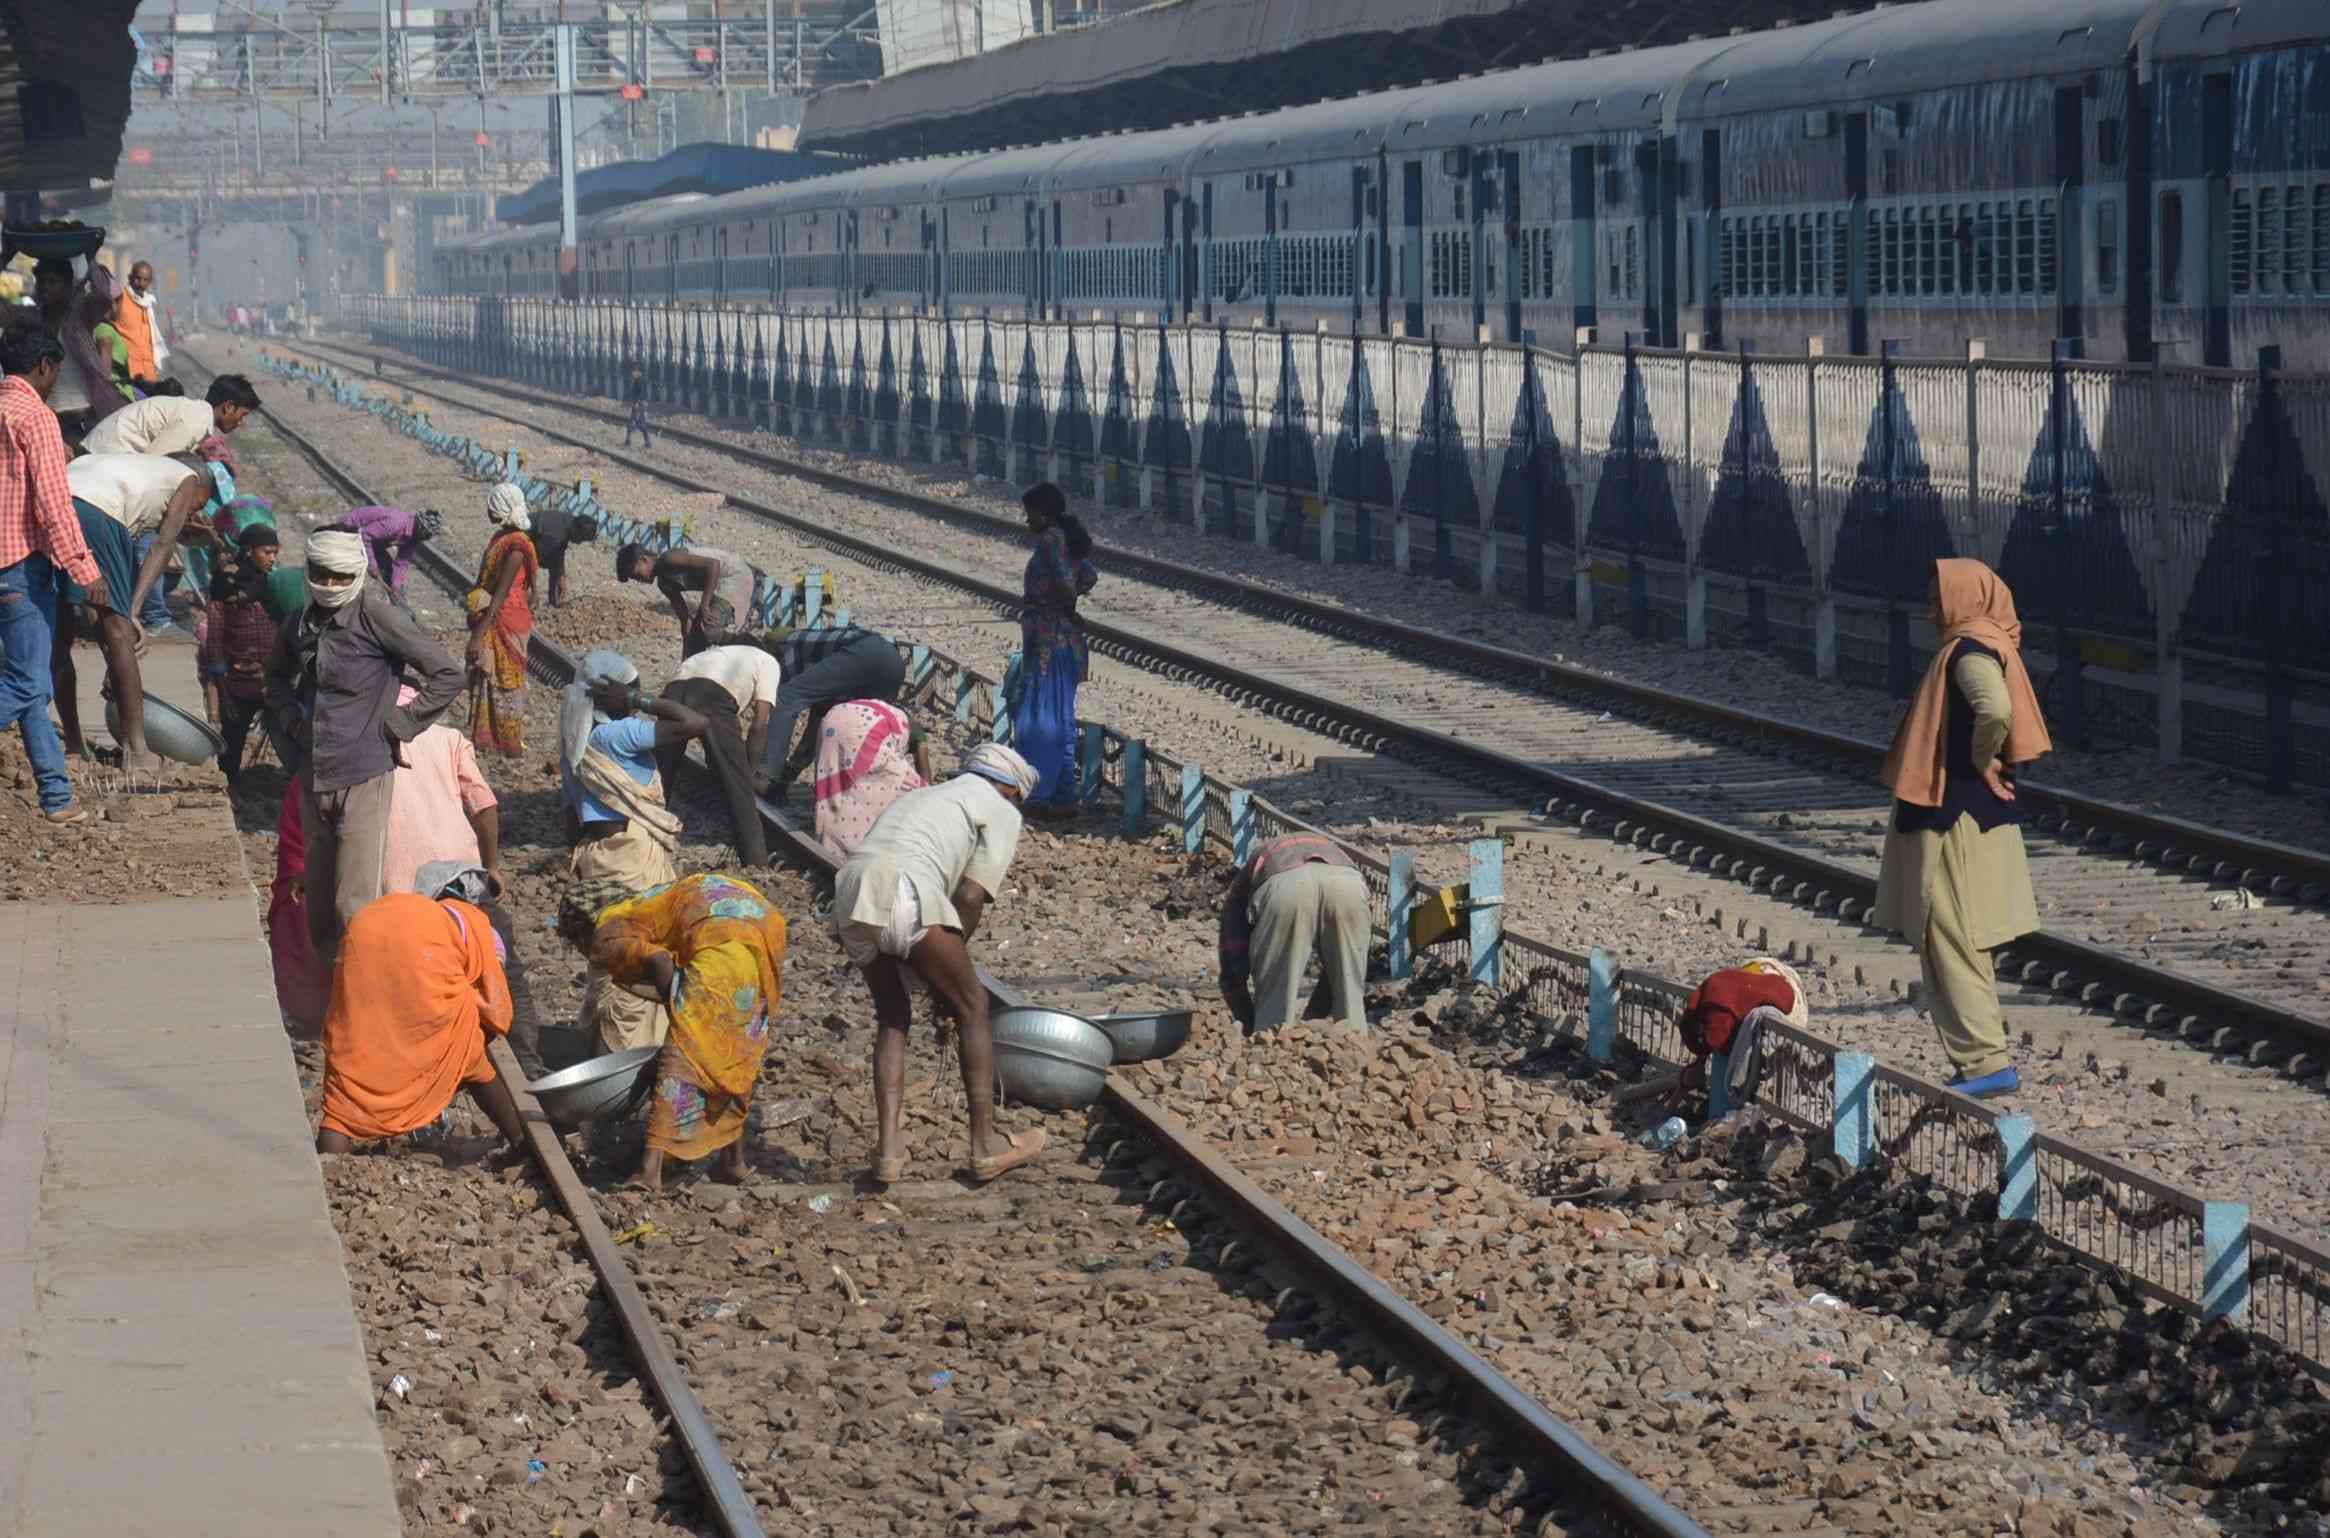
[1219,831,1372,1036]
[616,540,764,657]
[656,642,776,869]
[1874,557,2051,1101]
[757,620,905,798]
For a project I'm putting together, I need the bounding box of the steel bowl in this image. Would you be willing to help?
[105,693,225,766]
[4,223,105,262]
[991,1007,1114,1110]
[1090,1009,1193,1065]
[527,1046,661,1127]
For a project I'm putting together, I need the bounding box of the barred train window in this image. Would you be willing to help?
[2097,200,2119,293]
[2315,186,2330,295]
[2282,184,2305,295]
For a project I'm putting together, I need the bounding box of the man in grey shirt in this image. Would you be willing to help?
[265,526,464,964]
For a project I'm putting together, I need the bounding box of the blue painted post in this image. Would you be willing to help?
[908,644,932,692]
[1586,947,1617,1063]
[1706,1053,1732,1119]
[953,668,975,724]
[1180,764,1205,854]
[1387,853,1415,980]
[1835,1052,1877,1171]
[1122,739,1147,837]
[804,570,825,627]
[989,684,1012,744]
[834,607,852,628]
[2202,1202,2251,1321]
[503,446,520,480]
[1079,723,1104,804]
[1467,837,1502,988]
[1995,1112,2036,1220]
[1228,789,1255,864]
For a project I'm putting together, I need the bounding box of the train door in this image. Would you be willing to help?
[1374,153,1392,334]
[1184,195,1202,325]
[938,208,951,317]
[1499,148,1522,341]
[1200,181,1215,324]
[2202,71,2231,368]
[1023,199,1040,318]
[920,213,937,314]
[624,240,637,300]
[2054,86,2086,345]
[1264,175,1279,328]
[1465,146,1487,336]
[1654,137,1680,348]
[2123,63,2155,362]
[1700,128,1722,347]
[844,210,860,312]
[716,227,729,300]
[1844,112,1870,354]
[1349,166,1370,333]
[1051,200,1064,321]
[1568,146,1597,337]
[1400,159,1424,335]
[1163,189,1183,322]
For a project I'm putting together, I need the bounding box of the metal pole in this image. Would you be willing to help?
[380,0,391,104]
[555,22,581,300]
[765,0,776,96]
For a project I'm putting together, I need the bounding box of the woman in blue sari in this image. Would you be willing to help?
[1010,482,1097,817]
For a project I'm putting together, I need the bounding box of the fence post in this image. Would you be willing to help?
[1682,346,1707,650]
[2150,356,2182,766]
[803,568,825,627]
[1882,339,1912,699]
[1835,1051,1876,1169]
[1228,788,1256,865]
[1587,946,1616,1062]
[1079,721,1104,804]
[1179,763,1205,854]
[953,667,975,724]
[1706,1051,1731,1119]
[1996,1112,2036,1220]
[2049,337,2087,750]
[2257,346,2294,794]
[1121,738,1147,836]
[2202,1201,2251,1321]
[1387,852,1415,980]
[1467,837,1502,989]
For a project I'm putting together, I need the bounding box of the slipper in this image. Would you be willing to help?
[968,1129,1047,1184]
[872,1150,909,1185]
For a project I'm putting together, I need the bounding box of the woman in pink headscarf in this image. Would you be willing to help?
[810,700,930,856]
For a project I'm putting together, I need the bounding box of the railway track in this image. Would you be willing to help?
[272,336,2330,1086]
[198,345,1714,1538]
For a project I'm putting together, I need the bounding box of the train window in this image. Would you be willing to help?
[1918,208,1936,296]
[2228,189,2251,296]
[1683,221,1695,306]
[1745,216,1760,297]
[1766,217,1783,297]
[1881,150,1901,198]
[1623,224,1639,301]
[2096,199,2119,293]
[1955,203,1974,294]
[2257,187,2280,294]
[1973,203,1993,294]
[2015,199,2035,295]
[2315,186,2330,294]
[2096,116,2122,168]
[2282,184,2305,296]
[1794,214,1811,296]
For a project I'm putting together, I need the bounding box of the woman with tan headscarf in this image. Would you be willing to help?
[1874,558,2053,1100]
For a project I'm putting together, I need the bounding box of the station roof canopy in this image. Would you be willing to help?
[800,0,1843,159]
[0,0,140,196]
[496,141,855,225]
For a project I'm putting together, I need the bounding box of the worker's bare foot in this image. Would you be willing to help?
[712,1143,750,1183]
[872,1145,909,1185]
[968,1129,1046,1184]
[120,748,164,775]
[627,1148,667,1194]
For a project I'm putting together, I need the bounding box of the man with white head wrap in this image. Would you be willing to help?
[556,648,723,1052]
[266,521,465,966]
[832,742,1045,1189]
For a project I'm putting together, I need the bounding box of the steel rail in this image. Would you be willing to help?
[234,345,1718,1538]
[191,349,771,1538]
[293,335,2330,903]
[264,340,2330,1067]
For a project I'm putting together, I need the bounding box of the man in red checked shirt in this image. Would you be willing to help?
[0,326,107,823]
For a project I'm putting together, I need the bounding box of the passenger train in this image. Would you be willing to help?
[432,0,2330,368]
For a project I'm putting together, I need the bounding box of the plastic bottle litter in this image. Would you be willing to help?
[806,1194,834,1214]
[388,1374,411,1398]
[1642,1116,1687,1151]
[1807,1291,1846,1309]
[526,1459,548,1484]
[930,1370,953,1390]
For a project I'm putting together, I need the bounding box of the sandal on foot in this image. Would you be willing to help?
[968,1130,1047,1185]
[873,1151,909,1185]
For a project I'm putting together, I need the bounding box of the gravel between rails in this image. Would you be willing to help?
[239,364,2330,1538]
[239,337,2330,1261]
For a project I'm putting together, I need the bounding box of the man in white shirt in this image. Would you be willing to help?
[654,643,777,866]
[58,452,213,769]
[78,373,260,458]
[832,744,1046,1188]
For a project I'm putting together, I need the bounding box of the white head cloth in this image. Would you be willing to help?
[559,647,640,775]
[486,482,532,532]
[962,743,1039,798]
[305,528,368,610]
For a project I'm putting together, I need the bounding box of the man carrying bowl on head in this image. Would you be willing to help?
[13,239,126,444]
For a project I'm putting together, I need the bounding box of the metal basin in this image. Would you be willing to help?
[1091,1009,1193,1065]
[991,1007,1114,1110]
[527,1046,660,1127]
[104,693,225,766]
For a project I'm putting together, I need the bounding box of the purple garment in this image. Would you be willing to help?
[50,262,124,429]
[343,504,422,594]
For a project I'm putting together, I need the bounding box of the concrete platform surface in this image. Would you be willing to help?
[0,890,400,1536]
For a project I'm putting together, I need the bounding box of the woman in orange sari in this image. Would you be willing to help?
[467,482,538,757]
[558,872,787,1193]
[316,865,525,1152]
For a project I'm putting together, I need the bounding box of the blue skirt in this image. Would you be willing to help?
[1011,647,1081,807]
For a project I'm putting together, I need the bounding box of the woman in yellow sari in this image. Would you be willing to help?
[559,872,786,1192]
[467,482,538,757]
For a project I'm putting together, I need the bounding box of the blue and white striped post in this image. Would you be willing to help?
[1121,740,1147,837]
[1835,1052,1877,1170]
[1586,947,1617,1063]
[1467,838,1502,989]
[908,644,932,694]
[1706,1052,1732,1119]
[1387,853,1415,980]
[1079,723,1105,804]
[953,668,975,724]
[2202,1202,2251,1321]
[803,569,825,627]
[1995,1112,2035,1219]
[1180,764,1206,854]
[1228,789,1256,865]
[988,679,1012,744]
